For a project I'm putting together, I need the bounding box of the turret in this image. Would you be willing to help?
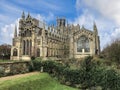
[14,25,17,37]
[93,22,100,55]
[57,17,66,27]
[76,24,80,31]
[93,22,98,35]
[26,12,31,20]
[42,22,45,37]
[22,11,25,19]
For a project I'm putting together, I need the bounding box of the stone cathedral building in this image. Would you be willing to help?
[10,12,100,60]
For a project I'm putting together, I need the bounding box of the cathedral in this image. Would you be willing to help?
[10,12,100,60]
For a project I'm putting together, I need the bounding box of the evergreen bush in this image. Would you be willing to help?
[32,56,120,90]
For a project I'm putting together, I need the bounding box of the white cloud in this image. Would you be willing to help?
[73,9,94,29]
[0,18,19,45]
[76,0,120,25]
[111,28,120,39]
[35,12,54,23]
[75,0,120,50]
[100,27,120,49]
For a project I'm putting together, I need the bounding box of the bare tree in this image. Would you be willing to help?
[101,38,120,63]
[0,44,11,60]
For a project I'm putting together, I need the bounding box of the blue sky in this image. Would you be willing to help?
[0,0,120,50]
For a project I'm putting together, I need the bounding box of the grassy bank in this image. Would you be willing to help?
[0,59,11,62]
[0,59,28,62]
[0,73,78,90]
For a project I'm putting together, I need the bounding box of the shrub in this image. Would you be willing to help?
[28,61,34,72]
[32,59,42,71]
[63,68,81,85]
[99,69,120,90]
[0,66,4,77]
[42,60,56,73]
[78,56,120,89]
[32,56,120,90]
[31,56,35,60]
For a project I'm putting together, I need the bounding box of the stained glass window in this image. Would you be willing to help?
[77,35,90,52]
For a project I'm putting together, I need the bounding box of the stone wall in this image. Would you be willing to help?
[0,61,30,77]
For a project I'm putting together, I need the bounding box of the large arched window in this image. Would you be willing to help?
[26,40,29,55]
[23,40,25,55]
[77,35,90,52]
[24,31,26,37]
[29,31,32,36]
[30,40,32,55]
[13,48,17,56]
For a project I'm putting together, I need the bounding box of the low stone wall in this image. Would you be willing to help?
[0,61,30,77]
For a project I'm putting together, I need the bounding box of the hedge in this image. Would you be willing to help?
[32,56,120,90]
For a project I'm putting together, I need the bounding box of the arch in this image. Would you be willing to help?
[23,33,25,37]
[26,40,29,55]
[29,30,32,36]
[23,40,25,55]
[38,30,42,36]
[37,48,40,57]
[46,47,48,57]
[74,32,93,42]
[24,31,26,37]
[30,40,32,55]
[13,48,17,56]
[77,35,90,52]
[26,30,29,36]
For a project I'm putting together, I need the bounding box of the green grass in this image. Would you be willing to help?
[0,59,11,62]
[0,73,78,90]
[0,59,29,63]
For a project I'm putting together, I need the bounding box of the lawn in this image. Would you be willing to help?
[0,73,78,90]
[0,59,11,62]
[0,59,29,63]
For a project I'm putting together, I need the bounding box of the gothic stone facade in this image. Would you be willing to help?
[10,12,100,60]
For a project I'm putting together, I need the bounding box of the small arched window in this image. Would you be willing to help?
[13,48,17,56]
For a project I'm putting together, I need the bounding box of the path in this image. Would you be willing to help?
[0,72,39,82]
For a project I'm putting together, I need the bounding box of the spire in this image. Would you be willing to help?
[81,25,85,29]
[43,21,46,29]
[14,25,17,37]
[22,11,25,19]
[93,21,98,35]
[27,12,31,19]
[77,24,80,31]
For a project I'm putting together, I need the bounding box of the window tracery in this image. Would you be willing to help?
[77,35,90,52]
